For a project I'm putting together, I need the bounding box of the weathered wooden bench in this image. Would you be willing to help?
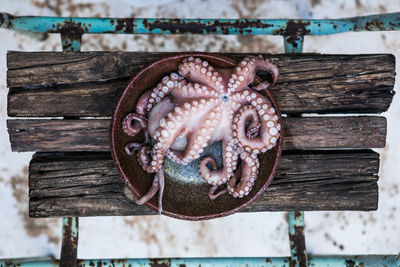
[2,11,400,267]
[7,51,394,218]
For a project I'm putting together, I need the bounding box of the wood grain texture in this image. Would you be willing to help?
[7,52,395,116]
[7,116,386,152]
[28,150,379,217]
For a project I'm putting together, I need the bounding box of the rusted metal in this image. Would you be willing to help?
[58,21,83,51]
[59,27,80,267]
[141,18,273,34]
[288,211,308,267]
[1,256,400,266]
[0,12,13,29]
[2,12,400,37]
[0,13,48,40]
[60,217,79,267]
[285,33,307,267]
[274,20,310,50]
[149,258,172,267]
[56,20,84,51]
[115,18,135,33]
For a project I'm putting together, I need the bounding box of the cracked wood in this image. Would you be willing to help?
[29,150,379,217]
[7,52,395,116]
[7,116,386,152]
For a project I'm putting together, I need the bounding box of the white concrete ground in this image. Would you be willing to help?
[0,0,399,259]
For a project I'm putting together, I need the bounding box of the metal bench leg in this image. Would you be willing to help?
[288,211,308,267]
[59,33,81,267]
[284,29,308,267]
[60,217,79,267]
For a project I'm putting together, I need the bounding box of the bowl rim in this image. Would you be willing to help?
[110,52,284,221]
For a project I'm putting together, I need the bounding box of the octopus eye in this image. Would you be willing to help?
[221,94,229,102]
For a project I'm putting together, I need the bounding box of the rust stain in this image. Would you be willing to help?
[8,166,60,245]
[289,212,307,267]
[273,20,311,49]
[116,259,129,266]
[115,18,135,33]
[123,217,168,255]
[60,217,78,267]
[324,232,345,250]
[47,20,85,50]
[354,0,363,9]
[32,0,95,17]
[32,0,62,16]
[123,217,218,257]
[311,0,321,7]
[56,20,85,35]
[142,19,272,35]
[149,258,171,267]
[9,172,25,203]
[364,19,386,31]
[289,225,308,267]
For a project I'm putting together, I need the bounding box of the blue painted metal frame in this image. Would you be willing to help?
[1,12,400,267]
[2,12,400,52]
[60,217,78,267]
[2,12,400,34]
[1,256,400,267]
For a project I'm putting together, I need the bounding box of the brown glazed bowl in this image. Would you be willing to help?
[110,52,284,220]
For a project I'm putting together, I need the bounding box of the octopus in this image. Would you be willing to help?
[122,55,281,214]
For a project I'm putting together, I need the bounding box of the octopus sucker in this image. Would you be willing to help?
[122,55,281,214]
[168,106,222,164]
[227,152,260,198]
[198,138,238,186]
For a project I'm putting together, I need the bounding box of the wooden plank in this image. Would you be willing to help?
[7,52,395,115]
[7,116,386,152]
[8,119,110,152]
[28,150,379,217]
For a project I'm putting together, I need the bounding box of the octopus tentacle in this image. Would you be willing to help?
[178,57,225,93]
[136,145,153,172]
[122,113,147,137]
[247,122,261,139]
[157,168,165,215]
[136,170,160,205]
[124,142,142,155]
[148,99,216,172]
[136,167,165,215]
[136,90,153,116]
[198,139,239,186]
[228,55,279,94]
[145,72,184,112]
[232,90,281,153]
[167,106,222,165]
[252,55,279,90]
[170,82,219,100]
[208,185,228,200]
[227,152,259,198]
